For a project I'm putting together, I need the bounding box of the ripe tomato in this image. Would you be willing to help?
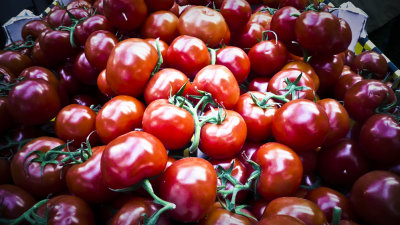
[103,0,147,30]
[333,68,363,100]
[351,50,388,79]
[271,6,300,44]
[73,51,99,86]
[216,46,250,83]
[74,15,113,46]
[220,0,251,32]
[0,51,32,76]
[233,22,263,50]
[141,10,179,44]
[97,69,116,97]
[199,203,255,225]
[309,54,344,93]
[19,66,59,87]
[84,30,118,71]
[0,184,35,221]
[282,60,319,90]
[21,20,50,40]
[257,215,306,225]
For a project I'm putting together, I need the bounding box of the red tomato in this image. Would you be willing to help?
[216,46,250,83]
[199,204,255,225]
[248,77,269,93]
[0,184,36,221]
[73,51,99,86]
[74,15,113,46]
[84,30,118,71]
[310,54,344,93]
[351,50,388,79]
[220,0,252,32]
[21,19,50,40]
[258,215,306,225]
[97,69,116,97]
[333,68,363,100]
[141,10,179,44]
[0,51,32,76]
[233,22,263,50]
[19,66,59,87]
[103,0,148,30]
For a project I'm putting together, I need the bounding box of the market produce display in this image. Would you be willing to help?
[0,0,399,225]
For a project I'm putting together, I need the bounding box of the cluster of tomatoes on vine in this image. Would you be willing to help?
[0,0,399,225]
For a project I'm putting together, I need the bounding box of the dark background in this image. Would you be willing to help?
[1,0,400,67]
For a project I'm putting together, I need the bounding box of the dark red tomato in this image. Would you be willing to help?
[344,79,396,122]
[263,197,328,225]
[272,99,329,152]
[332,18,352,54]
[167,35,211,79]
[110,196,172,225]
[144,68,191,105]
[267,68,315,101]
[306,187,355,222]
[216,46,250,83]
[47,9,71,28]
[97,69,116,97]
[96,95,145,144]
[93,0,105,15]
[248,40,289,77]
[103,0,147,30]
[248,11,273,31]
[101,131,167,189]
[178,6,229,48]
[333,69,363,101]
[144,0,174,11]
[359,114,400,165]
[142,99,195,150]
[159,157,217,222]
[0,158,12,184]
[58,62,85,97]
[0,97,13,135]
[248,198,269,221]
[310,54,344,93]
[297,150,317,174]
[317,138,369,187]
[351,50,388,79]
[73,51,99,86]
[253,142,303,200]
[220,0,251,32]
[55,104,97,146]
[199,110,247,159]
[189,65,240,109]
[234,91,277,142]
[282,61,320,91]
[84,30,118,71]
[144,38,169,68]
[270,6,300,44]
[258,215,306,225]
[21,20,50,40]
[75,15,113,46]
[10,137,67,198]
[0,65,15,83]
[237,141,263,173]
[199,205,255,225]
[66,0,93,10]
[141,11,179,44]
[0,184,36,220]
[19,66,59,87]
[343,49,355,66]
[0,51,32,76]
[233,22,263,50]
[317,98,350,146]
[350,171,400,225]
[39,30,78,61]
[37,195,95,225]
[31,40,59,68]
[66,146,116,203]
[248,77,269,93]
[106,38,158,96]
[8,79,60,126]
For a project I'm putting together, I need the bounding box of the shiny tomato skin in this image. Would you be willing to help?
[310,54,344,93]
[270,6,299,42]
[84,30,118,71]
[216,46,250,83]
[97,69,116,97]
[257,215,306,225]
[272,99,329,152]
[103,0,147,30]
[253,142,303,200]
[96,95,145,144]
[220,0,252,32]
[351,50,388,79]
[73,51,99,86]
[141,10,179,44]
[332,18,352,54]
[21,19,50,40]
[0,184,36,220]
[333,69,363,101]
[159,157,217,222]
[144,38,169,68]
[248,11,273,31]
[74,15,113,46]
[106,38,158,97]
[19,66,59,87]
[39,30,78,61]
[0,51,32,76]
[233,22,263,50]
[248,77,269,93]
[101,131,168,190]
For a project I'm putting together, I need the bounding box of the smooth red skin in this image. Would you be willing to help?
[66,0,92,10]
[0,51,32,76]
[199,206,255,225]
[233,22,263,50]
[248,77,269,93]
[97,69,116,97]
[271,6,299,43]
[75,15,113,46]
[96,95,145,144]
[350,171,400,225]
[10,137,67,198]
[31,41,59,68]
[317,98,350,146]
[37,195,95,225]
[344,50,355,66]
[66,146,116,203]
[0,159,12,184]
[144,0,174,11]
[47,9,70,27]
[101,131,167,189]
[248,11,273,31]
[110,196,172,225]
[249,198,269,221]
[220,0,251,32]
[103,0,147,30]
[58,63,85,97]
[144,38,169,68]
[39,30,78,61]
[359,114,400,165]
[344,79,396,122]
[84,30,118,71]
[144,68,191,105]
[106,38,158,96]
[199,110,247,159]
[19,66,59,87]
[332,18,352,54]
[55,104,97,145]
[272,99,329,152]
[73,51,99,86]
[167,35,210,79]
[282,61,320,90]
[258,215,306,225]
[248,40,289,77]
[93,0,105,15]
[178,6,229,48]
[237,141,263,173]
[263,197,328,225]
[142,99,195,150]
[209,157,249,202]
[234,91,277,142]
[310,54,344,93]
[0,97,13,135]
[189,65,240,109]
[8,79,60,126]
[297,150,317,174]
[253,142,303,200]
[21,20,50,40]
[333,70,363,101]
[141,11,179,44]
[295,11,341,56]
[317,138,369,187]
[0,184,35,220]
[351,51,388,79]
[306,187,355,222]
[159,157,217,222]
[267,68,315,101]
[216,46,250,84]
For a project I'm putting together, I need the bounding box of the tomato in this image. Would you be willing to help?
[343,49,355,66]
[333,68,363,100]
[350,171,400,225]
[39,30,78,62]
[103,0,147,30]
[142,99,195,150]
[144,68,191,105]
[106,38,158,96]
[73,51,99,86]
[272,99,329,152]
[101,131,167,189]
[21,20,50,40]
[258,215,306,225]
[237,141,263,173]
[93,0,105,15]
[332,18,352,54]
[19,66,59,87]
[297,150,317,175]
[310,54,344,93]
[0,184,36,221]
[159,157,217,222]
[58,62,85,97]
[31,40,59,68]
[351,50,388,79]
[0,51,32,76]
[253,142,303,200]
[97,69,116,97]
[282,61,319,90]
[220,0,252,32]
[178,6,229,48]
[199,203,255,225]
[248,77,269,93]
[216,46,250,83]
[74,15,113,46]
[248,198,269,221]
[96,95,145,144]
[141,10,179,44]
[66,0,93,10]
[233,22,263,50]
[248,11,273,31]
[144,38,169,68]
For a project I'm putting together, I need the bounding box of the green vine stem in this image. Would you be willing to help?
[4,35,35,51]
[0,199,48,225]
[57,10,88,48]
[331,206,342,225]
[150,38,164,77]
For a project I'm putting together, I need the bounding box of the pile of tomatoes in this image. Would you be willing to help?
[0,0,399,224]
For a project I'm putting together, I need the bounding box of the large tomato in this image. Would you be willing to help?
[103,0,147,30]
[219,0,251,32]
[84,30,118,71]
[141,10,179,44]
[215,46,250,84]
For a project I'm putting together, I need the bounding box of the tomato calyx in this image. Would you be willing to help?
[0,198,49,225]
[150,38,164,77]
[258,7,277,15]
[331,206,342,225]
